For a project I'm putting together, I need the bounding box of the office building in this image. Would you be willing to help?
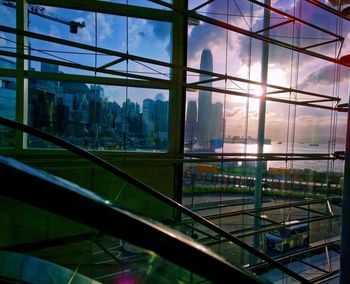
[197,48,213,146]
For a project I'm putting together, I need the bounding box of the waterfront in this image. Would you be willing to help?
[215,142,345,173]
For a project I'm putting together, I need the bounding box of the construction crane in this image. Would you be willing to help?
[0,0,85,34]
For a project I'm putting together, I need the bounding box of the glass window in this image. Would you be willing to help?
[27,78,169,152]
[26,6,171,79]
[126,87,169,151]
[265,101,293,153]
[184,90,224,153]
[28,6,91,45]
[0,2,16,28]
[0,76,15,120]
[128,18,171,63]
[294,105,333,153]
[27,7,96,75]
[0,31,16,68]
[0,76,16,148]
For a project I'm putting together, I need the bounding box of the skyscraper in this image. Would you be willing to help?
[211,102,224,140]
[154,94,169,136]
[142,98,155,136]
[185,100,197,145]
[197,48,213,146]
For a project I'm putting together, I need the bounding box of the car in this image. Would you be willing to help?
[265,220,309,252]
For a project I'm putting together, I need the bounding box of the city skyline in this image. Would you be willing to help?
[0,58,169,150]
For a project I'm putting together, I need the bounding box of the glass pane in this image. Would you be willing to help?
[27,79,169,152]
[0,32,16,67]
[0,196,207,284]
[0,2,16,28]
[0,120,303,283]
[295,106,332,151]
[184,90,224,153]
[26,6,170,79]
[27,6,95,75]
[0,76,15,120]
[128,18,171,63]
[185,1,343,281]
[97,13,126,52]
[28,6,91,45]
[265,101,292,152]
[0,76,16,148]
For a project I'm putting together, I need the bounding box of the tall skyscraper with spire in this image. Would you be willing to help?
[197,48,213,146]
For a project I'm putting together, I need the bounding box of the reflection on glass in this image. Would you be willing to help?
[0,76,16,148]
[0,30,16,66]
[0,3,16,28]
[26,5,171,78]
[0,55,16,69]
[0,196,206,284]
[27,73,169,152]
[185,49,224,153]
[3,110,307,283]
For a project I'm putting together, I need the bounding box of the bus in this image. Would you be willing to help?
[265,220,309,252]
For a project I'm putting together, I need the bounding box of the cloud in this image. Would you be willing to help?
[296,112,332,126]
[188,23,225,60]
[147,20,171,57]
[128,18,148,50]
[48,25,61,38]
[188,1,292,64]
[148,20,171,41]
[225,107,242,118]
[96,14,113,41]
[300,64,350,88]
[188,1,243,61]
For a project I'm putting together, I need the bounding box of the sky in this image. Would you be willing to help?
[187,0,350,143]
[0,0,349,143]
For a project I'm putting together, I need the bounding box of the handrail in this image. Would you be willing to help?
[0,155,263,283]
[0,116,311,283]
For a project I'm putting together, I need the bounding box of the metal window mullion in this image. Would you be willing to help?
[16,0,28,150]
[0,49,171,84]
[27,0,172,22]
[191,84,337,110]
[168,1,187,154]
[185,65,338,101]
[0,25,174,69]
[25,70,171,89]
[169,0,187,205]
[188,11,343,66]
[253,0,271,256]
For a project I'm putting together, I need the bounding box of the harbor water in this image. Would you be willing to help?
[215,142,345,173]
